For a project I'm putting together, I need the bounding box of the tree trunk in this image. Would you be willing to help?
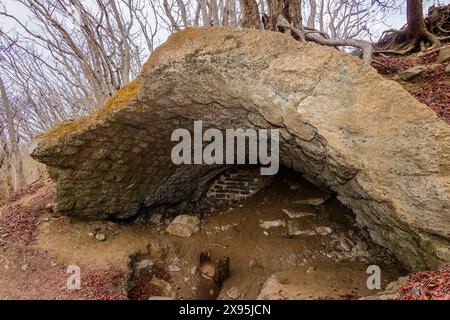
[267,0,284,31]
[307,0,317,29]
[406,0,439,46]
[239,0,262,28]
[0,76,26,190]
[266,0,303,39]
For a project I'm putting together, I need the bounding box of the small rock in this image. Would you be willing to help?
[316,226,333,236]
[437,47,450,63]
[355,240,368,252]
[20,264,28,272]
[248,259,257,268]
[168,264,181,272]
[94,233,106,241]
[215,223,238,232]
[148,296,175,300]
[282,207,315,219]
[398,66,426,81]
[445,63,450,75]
[44,203,54,211]
[226,287,241,300]
[289,230,316,236]
[259,219,285,230]
[360,257,370,263]
[88,232,94,237]
[257,275,304,300]
[292,193,329,206]
[149,213,163,224]
[287,221,316,236]
[336,237,354,252]
[50,261,58,267]
[359,229,370,239]
[148,277,175,298]
[190,266,197,274]
[289,183,300,190]
[166,215,200,238]
[135,259,153,270]
[306,267,315,275]
[263,231,269,236]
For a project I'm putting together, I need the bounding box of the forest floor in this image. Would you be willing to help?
[0,171,402,300]
[0,170,447,300]
[372,46,450,124]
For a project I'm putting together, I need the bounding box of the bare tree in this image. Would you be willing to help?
[0,75,25,189]
[376,0,449,54]
[241,0,374,62]
[240,0,262,28]
[0,0,162,190]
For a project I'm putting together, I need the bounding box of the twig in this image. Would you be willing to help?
[204,243,228,249]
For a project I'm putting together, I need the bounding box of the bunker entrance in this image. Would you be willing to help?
[126,166,407,300]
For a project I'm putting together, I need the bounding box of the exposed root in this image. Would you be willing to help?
[375,43,417,55]
[277,15,373,63]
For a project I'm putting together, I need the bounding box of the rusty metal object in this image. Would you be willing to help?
[194,251,230,300]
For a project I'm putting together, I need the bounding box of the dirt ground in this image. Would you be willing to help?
[0,170,407,300]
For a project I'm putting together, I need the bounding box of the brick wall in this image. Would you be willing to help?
[204,167,273,205]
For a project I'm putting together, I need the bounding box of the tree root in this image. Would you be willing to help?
[375,43,417,55]
[276,15,373,63]
[375,31,441,56]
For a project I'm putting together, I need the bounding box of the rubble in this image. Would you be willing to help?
[316,226,333,236]
[259,220,286,230]
[148,277,175,298]
[149,213,163,224]
[94,233,106,241]
[226,287,241,300]
[281,208,316,219]
[292,193,330,206]
[287,221,316,236]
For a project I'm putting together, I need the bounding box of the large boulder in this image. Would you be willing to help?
[31,27,450,271]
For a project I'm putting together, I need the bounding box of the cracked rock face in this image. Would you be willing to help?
[31,27,450,271]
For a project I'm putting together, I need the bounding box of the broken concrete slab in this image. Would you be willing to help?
[282,203,317,218]
[259,220,286,230]
[287,221,316,236]
[166,215,200,238]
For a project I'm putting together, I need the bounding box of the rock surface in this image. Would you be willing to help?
[437,47,450,63]
[257,275,304,300]
[31,27,450,271]
[398,66,427,80]
[166,215,200,238]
